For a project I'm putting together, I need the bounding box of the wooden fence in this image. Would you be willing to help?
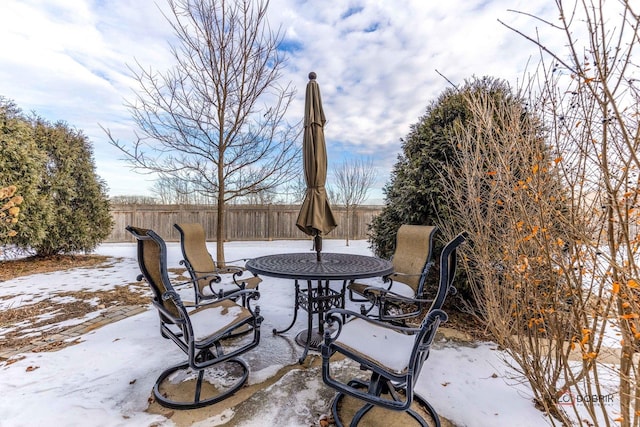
[107,204,382,243]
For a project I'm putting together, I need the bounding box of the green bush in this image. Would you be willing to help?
[368,77,541,303]
[0,97,113,256]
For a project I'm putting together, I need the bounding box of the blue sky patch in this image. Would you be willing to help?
[278,39,304,53]
[363,22,379,33]
[341,6,364,20]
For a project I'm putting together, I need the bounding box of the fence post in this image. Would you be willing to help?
[267,203,272,241]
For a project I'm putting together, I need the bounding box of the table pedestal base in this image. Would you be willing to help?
[295,328,323,349]
[295,329,322,364]
[273,280,344,364]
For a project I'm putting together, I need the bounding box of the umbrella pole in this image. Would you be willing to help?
[314,234,322,262]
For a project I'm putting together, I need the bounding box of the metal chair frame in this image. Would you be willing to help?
[321,232,467,426]
[174,222,261,305]
[347,225,438,320]
[127,225,263,409]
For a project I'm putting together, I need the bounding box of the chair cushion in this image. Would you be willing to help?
[188,300,253,342]
[347,280,373,297]
[242,276,262,289]
[201,285,218,297]
[335,318,416,374]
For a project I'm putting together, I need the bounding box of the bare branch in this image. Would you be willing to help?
[102,0,301,264]
[331,157,377,245]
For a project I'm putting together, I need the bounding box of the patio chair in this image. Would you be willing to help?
[174,222,262,305]
[347,225,438,321]
[126,225,263,409]
[321,232,467,426]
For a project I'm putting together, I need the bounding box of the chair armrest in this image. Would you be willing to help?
[367,288,434,322]
[219,258,250,274]
[368,288,432,305]
[211,287,260,302]
[347,276,391,303]
[386,271,427,282]
[184,273,225,300]
[230,269,262,288]
[156,290,189,323]
[218,266,245,275]
[191,271,223,284]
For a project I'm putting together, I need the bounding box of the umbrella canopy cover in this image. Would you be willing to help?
[296,72,337,239]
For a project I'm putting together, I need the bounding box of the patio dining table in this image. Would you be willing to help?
[245,252,394,363]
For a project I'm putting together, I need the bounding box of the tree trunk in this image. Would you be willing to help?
[216,157,226,267]
[345,206,350,246]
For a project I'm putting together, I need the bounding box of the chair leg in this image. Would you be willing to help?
[330,391,376,427]
[152,358,249,409]
[412,393,441,427]
[328,377,441,427]
[351,402,375,426]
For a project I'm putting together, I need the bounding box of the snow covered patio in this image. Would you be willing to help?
[0,239,549,426]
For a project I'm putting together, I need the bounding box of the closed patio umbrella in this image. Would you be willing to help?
[296,72,337,261]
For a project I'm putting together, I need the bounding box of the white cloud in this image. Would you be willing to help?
[0,0,559,198]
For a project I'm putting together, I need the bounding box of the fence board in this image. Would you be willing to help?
[108,204,382,243]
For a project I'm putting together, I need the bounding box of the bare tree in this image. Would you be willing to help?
[238,187,278,204]
[150,176,216,204]
[440,88,585,425]
[440,1,639,425]
[150,177,182,205]
[331,157,377,245]
[284,174,308,205]
[104,0,300,265]
[503,2,639,425]
[109,195,157,205]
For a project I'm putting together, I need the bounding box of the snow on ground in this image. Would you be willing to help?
[0,239,557,426]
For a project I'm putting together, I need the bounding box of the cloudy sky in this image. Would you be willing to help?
[0,0,557,202]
